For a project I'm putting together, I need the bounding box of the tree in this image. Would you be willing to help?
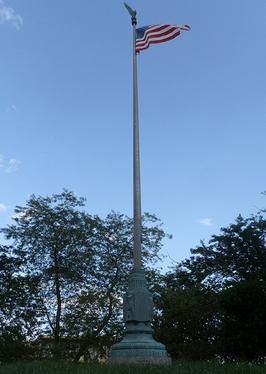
[0,246,38,362]
[64,211,166,362]
[153,269,220,360]
[219,279,266,361]
[185,213,266,360]
[1,191,96,358]
[1,191,167,360]
[182,214,266,289]
[156,212,266,360]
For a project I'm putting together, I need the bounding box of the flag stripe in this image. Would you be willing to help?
[136,30,179,51]
[136,26,176,45]
[136,27,178,49]
[136,25,175,47]
[136,31,181,52]
[136,24,190,53]
[136,29,181,51]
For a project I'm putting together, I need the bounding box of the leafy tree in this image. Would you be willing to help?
[1,191,96,358]
[153,269,220,360]
[64,211,166,362]
[1,191,167,361]
[219,279,266,361]
[182,214,266,289]
[156,212,266,361]
[0,246,37,362]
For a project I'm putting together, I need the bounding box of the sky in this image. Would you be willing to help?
[0,0,265,270]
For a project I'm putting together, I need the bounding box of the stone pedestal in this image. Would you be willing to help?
[110,270,171,365]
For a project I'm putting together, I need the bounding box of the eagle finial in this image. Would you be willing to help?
[124,3,137,24]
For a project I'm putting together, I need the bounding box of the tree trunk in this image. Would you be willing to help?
[73,267,119,362]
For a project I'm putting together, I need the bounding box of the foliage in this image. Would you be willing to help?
[0,191,166,362]
[219,279,266,360]
[153,269,220,360]
[154,213,266,361]
[0,246,38,363]
[182,214,266,287]
[1,189,266,362]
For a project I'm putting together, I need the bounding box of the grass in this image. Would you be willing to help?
[0,360,265,374]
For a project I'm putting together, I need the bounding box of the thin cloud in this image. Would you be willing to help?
[6,104,17,112]
[0,154,4,168]
[5,158,21,173]
[197,218,213,227]
[0,155,21,173]
[0,0,23,30]
[0,203,8,212]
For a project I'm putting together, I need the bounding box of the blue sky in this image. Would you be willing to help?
[0,0,265,269]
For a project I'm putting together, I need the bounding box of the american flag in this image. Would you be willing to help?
[136,24,191,53]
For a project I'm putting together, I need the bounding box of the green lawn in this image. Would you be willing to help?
[0,361,265,374]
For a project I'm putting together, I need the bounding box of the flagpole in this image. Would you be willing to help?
[110,4,171,364]
[132,13,142,272]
